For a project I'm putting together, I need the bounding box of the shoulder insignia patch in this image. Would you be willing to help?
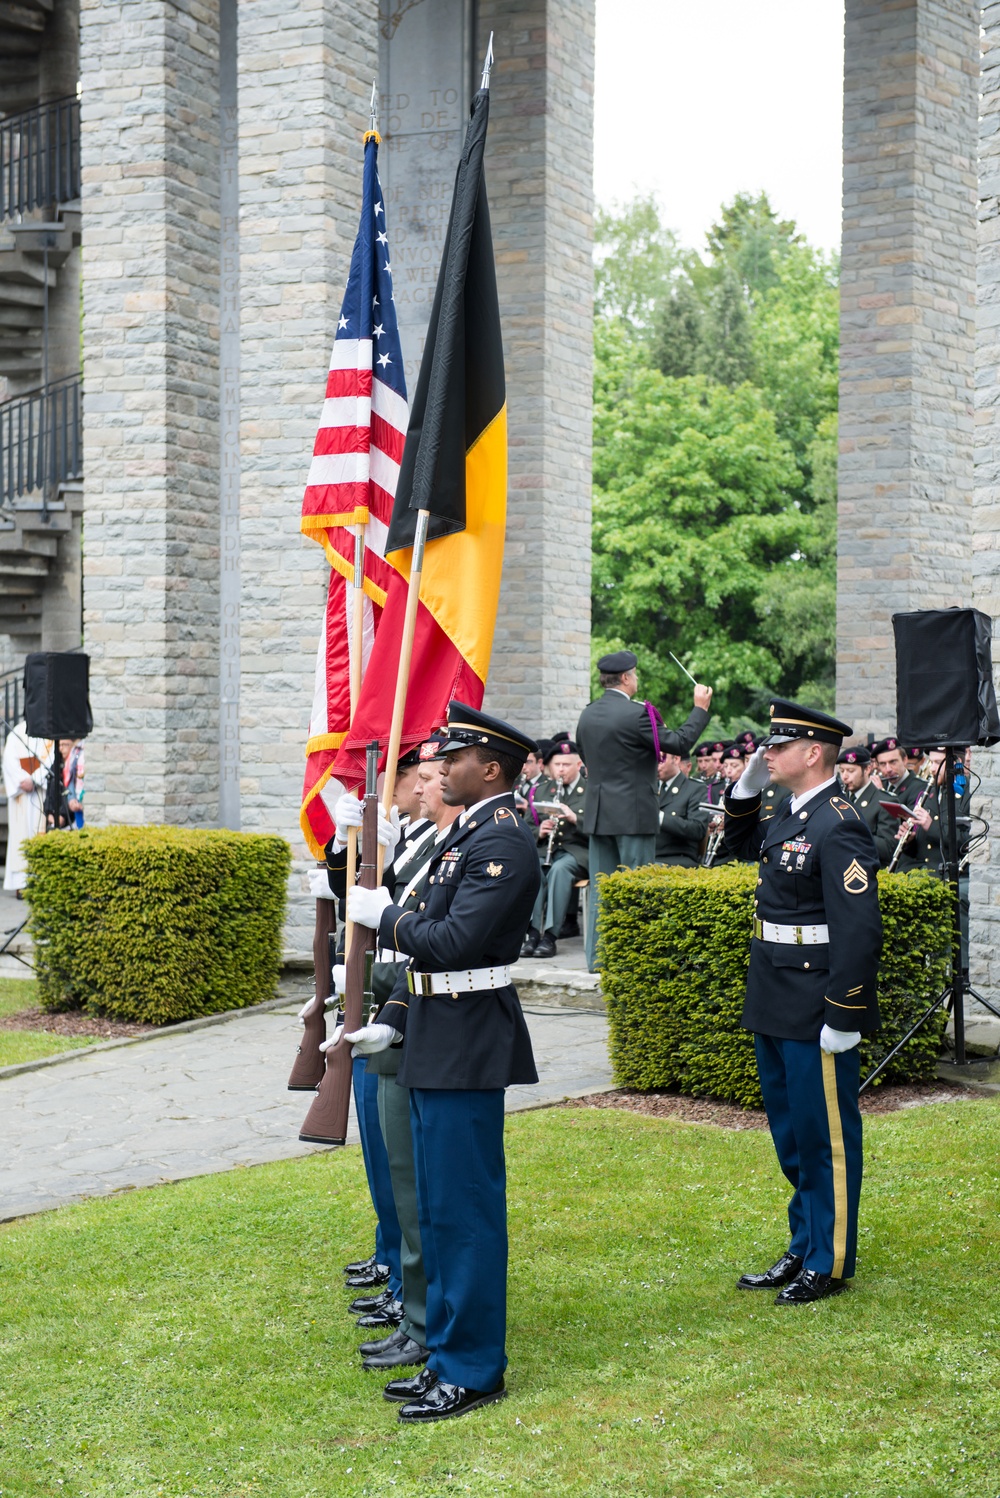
[843,858,869,894]
[830,796,860,821]
[486,861,504,877]
[494,807,516,824]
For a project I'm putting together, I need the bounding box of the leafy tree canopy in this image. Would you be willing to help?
[592,193,840,730]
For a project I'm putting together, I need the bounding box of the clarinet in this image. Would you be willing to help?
[544,781,564,868]
[887,780,932,873]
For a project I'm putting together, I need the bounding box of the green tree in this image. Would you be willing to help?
[651,276,703,379]
[594,196,682,330]
[705,190,801,301]
[695,262,754,388]
[592,365,823,724]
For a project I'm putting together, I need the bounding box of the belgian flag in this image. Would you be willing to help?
[333,85,506,785]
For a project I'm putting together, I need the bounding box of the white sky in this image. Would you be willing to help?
[593,0,845,256]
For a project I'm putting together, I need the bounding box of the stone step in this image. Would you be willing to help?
[8,222,76,266]
[0,528,58,557]
[0,554,49,577]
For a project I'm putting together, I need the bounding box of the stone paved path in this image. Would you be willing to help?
[0,999,610,1222]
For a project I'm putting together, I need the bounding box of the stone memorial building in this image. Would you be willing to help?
[2,0,1000,989]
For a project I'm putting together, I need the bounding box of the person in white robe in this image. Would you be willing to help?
[2,722,51,892]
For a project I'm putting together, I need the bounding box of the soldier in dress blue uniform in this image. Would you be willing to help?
[346,702,540,1422]
[723,699,882,1304]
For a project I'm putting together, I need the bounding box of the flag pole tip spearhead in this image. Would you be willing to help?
[480,32,494,91]
[365,79,380,144]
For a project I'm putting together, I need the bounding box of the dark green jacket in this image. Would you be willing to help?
[575,692,709,838]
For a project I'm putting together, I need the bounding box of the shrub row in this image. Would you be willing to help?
[25,826,291,1025]
[598,863,952,1108]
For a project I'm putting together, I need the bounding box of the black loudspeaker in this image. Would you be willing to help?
[893,608,1000,747]
[23,652,92,739]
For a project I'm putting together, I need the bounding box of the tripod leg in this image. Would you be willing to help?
[860,988,951,1093]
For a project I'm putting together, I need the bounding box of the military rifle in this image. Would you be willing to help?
[299,741,379,1145]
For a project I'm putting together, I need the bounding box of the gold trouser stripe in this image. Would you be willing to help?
[821,1050,849,1279]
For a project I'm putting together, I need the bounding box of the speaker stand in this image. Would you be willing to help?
[861,747,1000,1092]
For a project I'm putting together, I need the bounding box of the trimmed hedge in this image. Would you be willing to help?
[599,863,952,1108]
[24,826,291,1025]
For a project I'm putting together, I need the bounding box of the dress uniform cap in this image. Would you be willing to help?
[871,736,899,757]
[837,745,871,766]
[597,649,638,674]
[398,732,449,769]
[761,698,852,748]
[435,700,537,767]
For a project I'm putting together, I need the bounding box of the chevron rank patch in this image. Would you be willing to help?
[486,862,504,878]
[843,859,869,894]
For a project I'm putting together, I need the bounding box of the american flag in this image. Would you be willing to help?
[299,132,408,857]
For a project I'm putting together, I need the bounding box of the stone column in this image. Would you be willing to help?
[972,4,1000,999]
[236,0,378,945]
[80,0,222,823]
[476,0,595,737]
[837,0,978,732]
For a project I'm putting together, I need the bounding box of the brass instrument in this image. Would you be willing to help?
[887,780,932,873]
[700,797,725,867]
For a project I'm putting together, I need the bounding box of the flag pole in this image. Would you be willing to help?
[377,509,430,876]
[375,35,493,868]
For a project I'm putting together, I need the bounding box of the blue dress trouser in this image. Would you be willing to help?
[754,1035,864,1280]
[409,1086,508,1391]
[352,1055,402,1298]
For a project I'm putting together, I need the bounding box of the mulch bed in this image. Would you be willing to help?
[565,1080,987,1132]
[0,1006,157,1040]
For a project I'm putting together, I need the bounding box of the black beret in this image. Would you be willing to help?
[597,650,637,674]
[838,746,871,766]
[871,736,900,757]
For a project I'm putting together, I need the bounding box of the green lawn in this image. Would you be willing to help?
[1,1102,998,1498]
[0,977,92,1067]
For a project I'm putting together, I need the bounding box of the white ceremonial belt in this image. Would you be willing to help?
[753,919,829,945]
[377,947,407,964]
[407,965,513,996]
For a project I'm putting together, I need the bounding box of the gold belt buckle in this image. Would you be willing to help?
[795,926,803,945]
[753,917,763,940]
[407,971,433,996]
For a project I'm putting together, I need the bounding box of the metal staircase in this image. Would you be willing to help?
[0,84,82,655]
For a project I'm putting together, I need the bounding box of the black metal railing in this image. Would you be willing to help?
[0,668,22,756]
[0,375,82,506]
[0,96,80,221]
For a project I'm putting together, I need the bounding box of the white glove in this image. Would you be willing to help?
[318,1021,346,1054]
[344,1023,401,1056]
[331,963,346,996]
[297,994,344,1026]
[332,791,364,850]
[347,883,393,929]
[377,804,402,859]
[307,867,337,900]
[735,746,771,797]
[819,1025,862,1054]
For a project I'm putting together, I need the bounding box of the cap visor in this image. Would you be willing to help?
[760,733,796,748]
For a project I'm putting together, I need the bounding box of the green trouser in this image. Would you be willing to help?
[585,833,657,971]
[375,1071,427,1348]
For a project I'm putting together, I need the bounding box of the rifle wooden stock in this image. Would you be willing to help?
[299,743,379,1145]
[286,894,338,1090]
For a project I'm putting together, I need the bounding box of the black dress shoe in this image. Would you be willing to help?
[774,1270,847,1305]
[383,1366,438,1403]
[398,1379,506,1423]
[533,932,557,959]
[356,1297,403,1329]
[558,917,580,939]
[358,1325,409,1356]
[345,1262,390,1290]
[343,1252,377,1276]
[520,927,540,958]
[348,1286,394,1316]
[737,1251,804,1291]
[363,1336,429,1372]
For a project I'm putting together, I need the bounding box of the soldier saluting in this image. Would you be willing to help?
[724,699,882,1305]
